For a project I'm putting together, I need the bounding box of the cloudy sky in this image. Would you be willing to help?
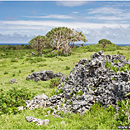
[0,1,130,44]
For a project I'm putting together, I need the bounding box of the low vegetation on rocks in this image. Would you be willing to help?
[0,39,130,129]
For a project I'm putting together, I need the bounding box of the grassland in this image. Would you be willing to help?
[0,44,130,129]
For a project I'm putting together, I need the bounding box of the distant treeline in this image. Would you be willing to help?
[0,44,32,50]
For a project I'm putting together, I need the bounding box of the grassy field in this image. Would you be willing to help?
[0,45,130,129]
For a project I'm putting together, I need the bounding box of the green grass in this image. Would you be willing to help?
[0,45,130,129]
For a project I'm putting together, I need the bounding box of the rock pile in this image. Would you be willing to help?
[25,51,130,115]
[26,70,67,82]
[26,116,49,126]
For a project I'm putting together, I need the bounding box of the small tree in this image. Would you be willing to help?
[98,39,112,48]
[29,35,51,55]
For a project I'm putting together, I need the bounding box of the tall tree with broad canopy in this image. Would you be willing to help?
[46,27,87,57]
[29,35,51,55]
[46,27,73,57]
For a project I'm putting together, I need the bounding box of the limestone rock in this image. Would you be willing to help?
[10,78,17,84]
[26,116,49,126]
[25,51,130,114]
[26,70,67,82]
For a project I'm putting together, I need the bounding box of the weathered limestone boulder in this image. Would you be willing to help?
[26,70,67,82]
[10,78,17,84]
[48,50,130,113]
[24,51,130,115]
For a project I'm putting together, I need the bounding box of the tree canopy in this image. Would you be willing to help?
[29,35,51,55]
[46,27,87,57]
[98,39,112,48]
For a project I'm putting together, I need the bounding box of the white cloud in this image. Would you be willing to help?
[80,26,130,44]
[56,1,88,7]
[87,7,130,23]
[23,14,72,19]
[0,33,35,43]
[1,20,129,29]
[0,20,130,44]
[88,7,123,15]
[72,11,79,14]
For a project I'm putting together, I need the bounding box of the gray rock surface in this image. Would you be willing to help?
[10,78,17,84]
[26,70,67,82]
[24,51,130,115]
[26,93,49,110]
[26,116,49,126]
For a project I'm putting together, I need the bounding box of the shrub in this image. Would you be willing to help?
[117,51,123,55]
[0,87,35,115]
[38,64,47,67]
[34,57,46,62]
[44,53,56,58]
[12,73,15,77]
[51,86,63,96]
[4,71,8,75]
[11,58,18,62]
[49,77,60,88]
[105,60,112,68]
[19,70,21,73]
[65,66,70,70]
[31,69,35,72]
[116,99,130,125]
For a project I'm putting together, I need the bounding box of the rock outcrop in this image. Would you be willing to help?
[25,51,130,115]
[26,71,67,82]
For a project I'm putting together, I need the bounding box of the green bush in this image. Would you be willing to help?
[51,86,63,96]
[0,87,35,115]
[12,73,15,77]
[11,58,18,62]
[116,99,130,126]
[38,64,47,67]
[4,71,8,75]
[31,69,35,72]
[44,53,56,58]
[49,77,60,88]
[19,70,21,73]
[117,51,123,55]
[34,57,46,62]
[65,66,70,70]
[105,60,112,68]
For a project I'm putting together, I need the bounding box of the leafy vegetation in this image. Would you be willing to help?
[0,43,130,129]
[49,77,60,88]
[29,35,51,55]
[0,87,35,115]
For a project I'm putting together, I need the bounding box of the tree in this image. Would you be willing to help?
[29,35,51,55]
[46,27,87,57]
[46,27,73,57]
[98,39,112,48]
[71,31,87,48]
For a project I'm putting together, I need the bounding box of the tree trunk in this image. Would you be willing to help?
[71,43,75,48]
[57,47,59,58]
[103,44,106,48]
[38,50,41,55]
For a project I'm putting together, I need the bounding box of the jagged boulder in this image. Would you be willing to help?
[48,50,130,113]
[24,51,130,115]
[26,70,67,82]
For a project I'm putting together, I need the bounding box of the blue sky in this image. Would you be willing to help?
[0,1,130,44]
